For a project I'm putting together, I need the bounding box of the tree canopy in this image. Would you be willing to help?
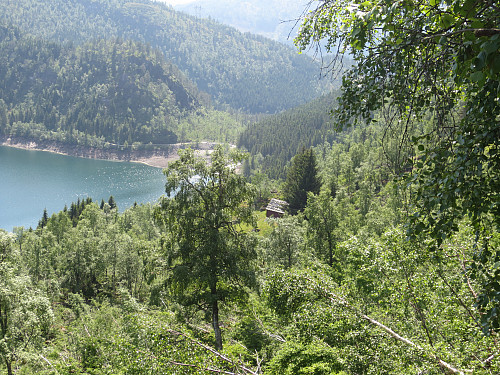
[296,0,500,332]
[0,26,202,147]
[0,0,329,113]
[156,146,256,350]
[0,127,499,373]
[1,0,500,373]
[283,147,321,213]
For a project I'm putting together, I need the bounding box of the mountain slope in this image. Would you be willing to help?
[174,0,305,45]
[238,91,342,179]
[0,0,328,113]
[0,25,203,146]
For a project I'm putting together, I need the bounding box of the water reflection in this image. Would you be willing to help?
[0,146,166,231]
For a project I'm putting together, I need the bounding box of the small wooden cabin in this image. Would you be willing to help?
[266,198,288,218]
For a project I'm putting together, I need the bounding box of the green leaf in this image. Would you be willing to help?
[440,14,455,29]
[470,71,485,82]
[471,20,485,29]
[493,58,500,75]
[482,40,500,55]
[438,36,448,45]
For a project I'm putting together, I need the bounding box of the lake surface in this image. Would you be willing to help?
[0,146,166,232]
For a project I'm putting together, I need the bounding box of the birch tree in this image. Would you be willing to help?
[156,146,256,350]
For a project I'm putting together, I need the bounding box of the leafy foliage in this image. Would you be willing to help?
[266,339,346,375]
[296,0,500,333]
[156,146,257,349]
[261,215,309,270]
[1,136,499,373]
[305,190,338,267]
[1,0,500,373]
[0,231,54,375]
[264,225,500,375]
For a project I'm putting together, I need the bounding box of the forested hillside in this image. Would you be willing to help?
[0,0,328,113]
[1,137,497,374]
[0,25,207,147]
[238,91,342,179]
[1,0,498,373]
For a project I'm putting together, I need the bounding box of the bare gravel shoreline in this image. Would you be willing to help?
[0,136,216,169]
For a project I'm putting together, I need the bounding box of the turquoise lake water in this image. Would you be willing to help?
[0,146,166,232]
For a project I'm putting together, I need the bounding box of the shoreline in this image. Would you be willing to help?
[0,136,217,168]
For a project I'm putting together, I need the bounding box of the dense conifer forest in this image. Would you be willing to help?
[0,25,204,147]
[0,0,328,113]
[238,91,342,179]
[1,0,499,374]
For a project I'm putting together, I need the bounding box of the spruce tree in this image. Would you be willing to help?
[108,196,117,210]
[38,208,49,229]
[283,147,321,213]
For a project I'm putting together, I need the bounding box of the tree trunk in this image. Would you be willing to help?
[212,298,223,350]
[287,241,292,270]
[5,358,12,375]
[327,233,333,267]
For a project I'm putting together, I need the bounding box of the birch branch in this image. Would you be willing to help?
[40,355,59,374]
[131,343,255,375]
[167,329,258,375]
[169,361,237,374]
[305,276,472,375]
